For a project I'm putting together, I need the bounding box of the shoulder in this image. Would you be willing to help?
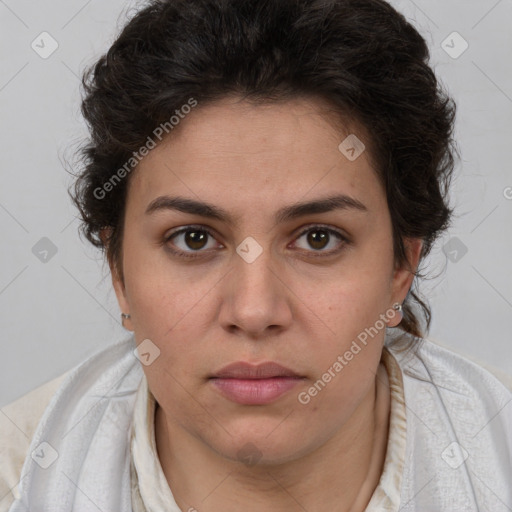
[421,336,512,393]
[389,334,512,395]
[388,334,512,450]
[387,335,512,507]
[435,342,512,393]
[387,333,512,445]
[0,372,69,512]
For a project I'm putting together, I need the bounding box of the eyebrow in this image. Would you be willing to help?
[145,194,368,225]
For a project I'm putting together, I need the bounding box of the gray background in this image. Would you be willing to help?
[1,0,511,407]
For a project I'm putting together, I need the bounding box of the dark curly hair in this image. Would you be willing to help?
[71,0,457,341]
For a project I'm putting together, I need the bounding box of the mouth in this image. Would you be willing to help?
[209,362,304,405]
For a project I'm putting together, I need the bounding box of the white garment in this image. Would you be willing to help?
[6,333,512,511]
[7,338,140,512]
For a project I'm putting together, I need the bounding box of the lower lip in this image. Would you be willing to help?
[210,377,302,405]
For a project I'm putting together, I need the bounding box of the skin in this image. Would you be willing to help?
[108,96,423,511]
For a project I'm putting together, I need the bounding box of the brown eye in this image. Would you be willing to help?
[183,230,208,250]
[165,226,220,256]
[293,225,348,255]
[307,229,330,250]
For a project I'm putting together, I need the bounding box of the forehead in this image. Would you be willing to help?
[126,96,386,218]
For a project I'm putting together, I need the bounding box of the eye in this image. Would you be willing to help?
[291,225,349,256]
[164,225,221,258]
[163,224,349,260]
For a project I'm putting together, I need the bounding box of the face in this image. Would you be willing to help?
[111,96,421,464]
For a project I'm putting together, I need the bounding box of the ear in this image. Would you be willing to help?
[391,237,423,296]
[388,237,423,326]
[100,227,133,331]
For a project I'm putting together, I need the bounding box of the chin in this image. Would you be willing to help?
[206,424,314,467]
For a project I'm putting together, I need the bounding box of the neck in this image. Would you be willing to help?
[155,362,390,512]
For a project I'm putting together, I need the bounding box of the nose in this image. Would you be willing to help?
[217,245,293,339]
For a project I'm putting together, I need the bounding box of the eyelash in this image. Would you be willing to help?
[163,224,350,260]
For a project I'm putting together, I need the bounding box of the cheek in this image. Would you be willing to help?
[123,260,219,369]
[123,251,213,335]
[302,346,381,438]
[309,260,393,337]
[301,258,393,386]
[297,296,385,427]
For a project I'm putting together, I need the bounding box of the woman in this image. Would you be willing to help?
[1,0,511,511]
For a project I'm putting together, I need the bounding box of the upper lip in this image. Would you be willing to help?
[210,362,302,379]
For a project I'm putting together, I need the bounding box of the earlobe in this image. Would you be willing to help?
[121,312,132,330]
[111,266,133,330]
[386,302,403,327]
